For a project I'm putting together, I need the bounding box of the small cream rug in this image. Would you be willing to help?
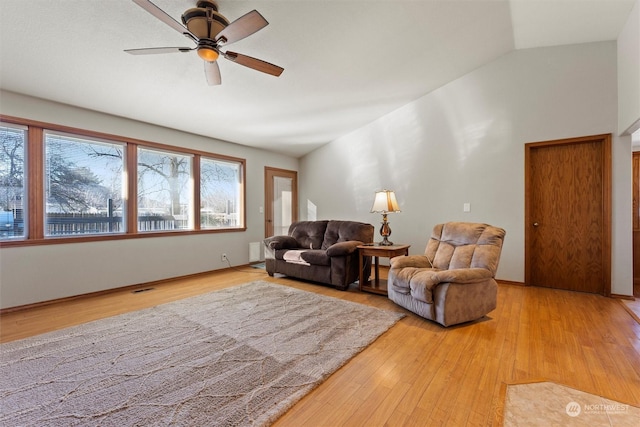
[0,281,404,426]
[495,380,640,426]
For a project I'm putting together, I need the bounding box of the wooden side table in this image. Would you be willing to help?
[357,244,410,295]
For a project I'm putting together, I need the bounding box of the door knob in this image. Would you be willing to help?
[533,222,539,227]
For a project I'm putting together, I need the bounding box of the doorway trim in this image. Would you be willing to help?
[633,152,640,297]
[264,167,298,238]
[524,134,612,296]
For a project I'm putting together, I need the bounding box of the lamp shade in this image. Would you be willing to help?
[370,190,401,213]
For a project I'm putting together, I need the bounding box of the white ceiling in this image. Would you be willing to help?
[0,0,636,157]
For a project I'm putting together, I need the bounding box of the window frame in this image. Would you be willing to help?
[0,122,28,241]
[136,145,195,232]
[43,129,128,237]
[200,156,244,230]
[0,115,247,247]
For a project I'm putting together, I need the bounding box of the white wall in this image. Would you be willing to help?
[0,91,298,309]
[300,42,633,296]
[618,0,640,135]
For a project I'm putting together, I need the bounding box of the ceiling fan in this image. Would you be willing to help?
[125,0,284,86]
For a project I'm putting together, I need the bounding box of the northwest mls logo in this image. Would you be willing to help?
[566,401,581,417]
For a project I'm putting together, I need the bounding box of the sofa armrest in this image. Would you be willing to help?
[264,235,299,250]
[435,268,494,284]
[390,255,433,269]
[326,240,362,257]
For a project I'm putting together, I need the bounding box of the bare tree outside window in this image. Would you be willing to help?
[0,124,26,239]
[201,157,242,228]
[44,132,125,236]
[137,148,193,231]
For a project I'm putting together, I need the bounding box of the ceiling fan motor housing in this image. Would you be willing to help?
[182,1,229,41]
[196,0,218,8]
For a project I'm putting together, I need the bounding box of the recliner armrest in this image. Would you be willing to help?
[389,255,433,269]
[326,240,362,257]
[264,235,299,250]
[434,268,494,284]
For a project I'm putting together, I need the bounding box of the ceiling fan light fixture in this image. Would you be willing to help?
[197,45,219,62]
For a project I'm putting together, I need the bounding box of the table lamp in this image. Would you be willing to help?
[370,190,401,246]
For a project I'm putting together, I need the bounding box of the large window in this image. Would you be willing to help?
[0,116,246,245]
[137,147,193,231]
[200,157,242,229]
[44,132,125,236]
[0,124,26,240]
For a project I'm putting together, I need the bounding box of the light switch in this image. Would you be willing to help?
[259,206,264,214]
[463,203,471,212]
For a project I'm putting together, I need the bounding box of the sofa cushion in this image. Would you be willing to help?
[326,241,360,257]
[264,235,298,250]
[274,249,331,266]
[289,220,329,249]
[300,249,331,266]
[283,250,311,265]
[274,249,288,260]
[426,222,506,274]
[322,220,374,249]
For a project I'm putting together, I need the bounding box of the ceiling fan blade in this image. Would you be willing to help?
[204,61,222,86]
[223,51,284,77]
[215,10,268,45]
[132,0,197,40]
[125,47,193,55]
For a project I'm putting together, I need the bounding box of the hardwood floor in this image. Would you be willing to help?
[2,267,640,426]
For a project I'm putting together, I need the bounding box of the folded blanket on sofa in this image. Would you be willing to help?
[283,250,310,266]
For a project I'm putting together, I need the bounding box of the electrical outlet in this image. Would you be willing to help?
[221,253,228,262]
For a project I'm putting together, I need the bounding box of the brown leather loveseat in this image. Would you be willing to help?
[264,220,374,290]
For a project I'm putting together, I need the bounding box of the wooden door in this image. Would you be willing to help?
[525,134,611,295]
[633,152,640,297]
[264,167,298,238]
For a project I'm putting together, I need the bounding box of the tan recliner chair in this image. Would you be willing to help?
[388,222,506,327]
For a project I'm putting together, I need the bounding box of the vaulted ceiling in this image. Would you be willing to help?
[0,0,636,157]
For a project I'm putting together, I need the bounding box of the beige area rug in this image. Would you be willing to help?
[495,380,640,426]
[0,281,404,426]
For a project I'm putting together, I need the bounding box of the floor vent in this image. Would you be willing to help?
[132,287,155,294]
